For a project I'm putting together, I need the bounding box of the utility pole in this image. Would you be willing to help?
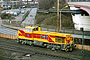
[33,0,35,7]
[20,0,22,8]
[57,0,60,32]
[27,0,28,7]
[80,28,84,60]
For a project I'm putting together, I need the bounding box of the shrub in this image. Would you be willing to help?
[1,13,15,19]
[22,10,29,22]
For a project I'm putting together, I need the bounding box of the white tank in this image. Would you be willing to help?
[72,14,90,31]
[68,2,90,31]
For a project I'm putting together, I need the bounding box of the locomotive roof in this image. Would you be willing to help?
[25,26,37,29]
[33,31,71,37]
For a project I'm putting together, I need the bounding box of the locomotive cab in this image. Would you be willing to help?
[25,26,41,32]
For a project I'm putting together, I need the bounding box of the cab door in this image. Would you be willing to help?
[25,29,33,40]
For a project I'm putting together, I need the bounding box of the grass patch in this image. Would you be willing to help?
[0,49,15,60]
[1,13,15,19]
[36,12,74,29]
[22,10,30,22]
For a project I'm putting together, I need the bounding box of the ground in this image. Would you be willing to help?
[0,37,90,60]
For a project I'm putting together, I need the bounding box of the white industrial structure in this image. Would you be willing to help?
[67,0,90,31]
[0,0,38,8]
[0,0,20,8]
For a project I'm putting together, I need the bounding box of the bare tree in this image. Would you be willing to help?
[39,0,56,9]
[39,0,66,9]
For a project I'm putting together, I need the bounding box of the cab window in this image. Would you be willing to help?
[55,36,65,43]
[25,29,32,32]
[33,28,38,31]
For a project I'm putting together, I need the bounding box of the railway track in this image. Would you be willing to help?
[0,38,90,58]
[0,45,78,60]
[0,38,80,60]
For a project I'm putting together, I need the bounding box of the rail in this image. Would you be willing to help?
[0,39,80,60]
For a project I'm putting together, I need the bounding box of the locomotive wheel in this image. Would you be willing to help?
[47,46,50,48]
[17,39,21,43]
[69,47,72,52]
[21,41,24,45]
[21,41,26,45]
[17,40,20,43]
[65,48,69,52]
[51,47,55,51]
[29,41,32,46]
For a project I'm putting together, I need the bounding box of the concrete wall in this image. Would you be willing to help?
[75,44,90,51]
[0,33,17,39]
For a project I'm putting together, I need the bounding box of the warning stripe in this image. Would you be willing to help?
[65,37,71,43]
[19,30,55,43]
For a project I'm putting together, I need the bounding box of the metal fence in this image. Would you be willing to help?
[66,0,90,2]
